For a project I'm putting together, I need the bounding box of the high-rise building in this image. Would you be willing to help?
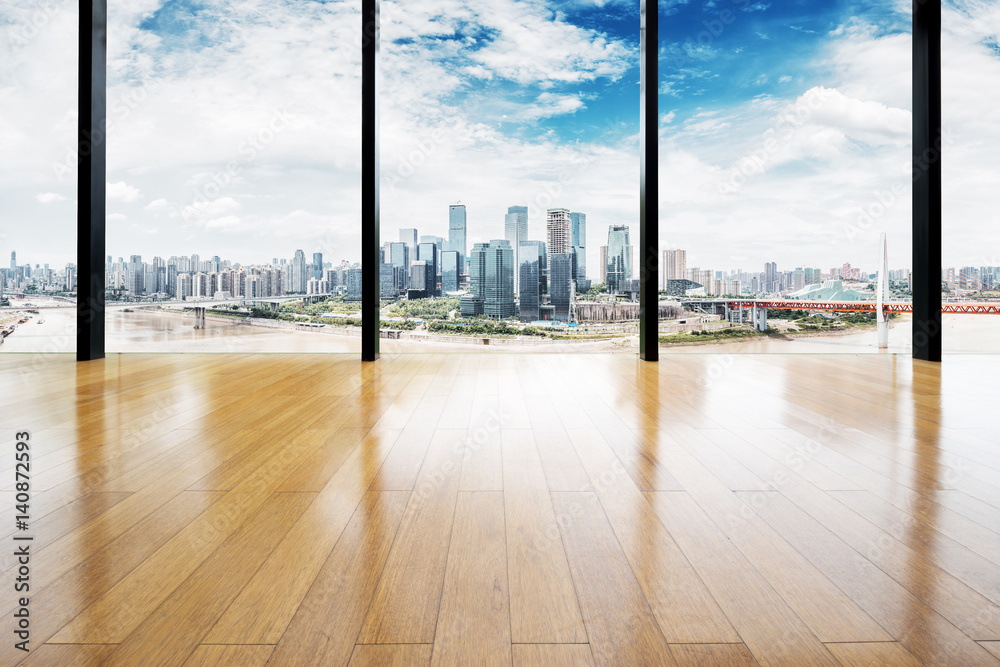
[399,228,418,256]
[599,246,607,285]
[663,248,687,285]
[128,255,144,296]
[9,252,15,272]
[570,212,586,249]
[418,241,438,296]
[387,242,410,291]
[292,249,307,293]
[520,240,547,294]
[571,246,587,288]
[550,253,573,322]
[505,206,528,292]
[518,243,541,322]
[546,208,571,260]
[764,261,778,293]
[176,273,192,300]
[65,263,75,291]
[312,252,323,281]
[379,263,396,298]
[346,268,363,301]
[447,205,467,273]
[471,240,515,319]
[605,226,632,294]
[441,251,460,293]
[409,261,429,298]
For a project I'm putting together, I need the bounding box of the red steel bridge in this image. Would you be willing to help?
[725,301,1000,315]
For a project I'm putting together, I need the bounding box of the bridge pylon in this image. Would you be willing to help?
[876,232,889,349]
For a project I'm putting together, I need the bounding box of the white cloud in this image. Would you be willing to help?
[35,192,66,204]
[107,181,143,203]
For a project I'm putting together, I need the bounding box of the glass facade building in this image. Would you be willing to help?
[518,243,541,322]
[605,225,631,295]
[550,253,573,322]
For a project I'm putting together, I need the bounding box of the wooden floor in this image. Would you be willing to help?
[2,352,1000,666]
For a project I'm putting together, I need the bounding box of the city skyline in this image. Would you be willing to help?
[4,1,997,274]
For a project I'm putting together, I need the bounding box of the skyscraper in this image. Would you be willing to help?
[292,249,307,293]
[764,261,778,293]
[9,252,15,272]
[546,208,570,259]
[505,206,528,292]
[312,252,323,281]
[346,268,363,301]
[418,241,438,296]
[399,228,418,252]
[447,205,467,273]
[518,243,540,322]
[471,240,515,319]
[605,226,632,294]
[388,242,410,291]
[570,212,586,249]
[441,251,460,293]
[129,255,144,296]
[550,253,573,321]
[663,248,687,286]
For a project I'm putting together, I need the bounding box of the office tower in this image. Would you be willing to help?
[570,212,586,249]
[663,248,687,286]
[605,225,632,294]
[191,254,200,273]
[167,260,178,297]
[387,242,410,291]
[379,262,396,298]
[519,240,548,294]
[129,255,144,296]
[518,243,541,322]
[546,208,571,260]
[441,251,460,293]
[292,249,307,293]
[152,257,165,294]
[312,252,323,281]
[346,268,363,301]
[505,205,528,291]
[400,228,418,255]
[550,253,573,321]
[176,273,192,300]
[65,264,75,291]
[764,262,778,293]
[447,205,467,272]
[418,241,438,296]
[571,246,587,287]
[9,252,14,272]
[471,240,515,319]
[409,261,429,298]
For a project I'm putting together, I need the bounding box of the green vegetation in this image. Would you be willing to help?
[250,307,279,319]
[427,320,546,337]
[313,317,418,330]
[659,327,764,345]
[385,296,461,320]
[280,296,360,317]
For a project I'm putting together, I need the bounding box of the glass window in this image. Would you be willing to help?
[659,1,913,354]
[105,1,361,353]
[0,1,78,356]
[379,2,639,353]
[941,0,1000,353]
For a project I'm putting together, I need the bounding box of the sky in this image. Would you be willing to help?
[1,0,998,275]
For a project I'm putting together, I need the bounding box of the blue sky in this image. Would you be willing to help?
[2,0,997,275]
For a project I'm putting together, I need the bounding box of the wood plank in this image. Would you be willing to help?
[20,644,118,666]
[823,642,922,667]
[511,644,595,667]
[567,429,741,643]
[0,491,224,667]
[99,492,314,666]
[646,492,838,666]
[267,491,410,667]
[348,644,433,666]
[357,429,467,644]
[502,430,587,643]
[551,491,676,666]
[744,490,999,665]
[668,643,759,667]
[981,642,1000,660]
[204,427,402,644]
[182,645,274,667]
[431,491,510,666]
